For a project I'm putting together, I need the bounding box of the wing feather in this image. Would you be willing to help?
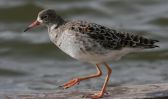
[67,21,159,50]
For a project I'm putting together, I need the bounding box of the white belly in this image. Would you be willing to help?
[74,48,136,64]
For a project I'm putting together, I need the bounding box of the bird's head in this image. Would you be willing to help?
[24,9,64,32]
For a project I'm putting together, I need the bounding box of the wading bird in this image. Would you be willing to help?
[24,9,159,98]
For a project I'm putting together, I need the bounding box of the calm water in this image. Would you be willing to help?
[0,0,168,91]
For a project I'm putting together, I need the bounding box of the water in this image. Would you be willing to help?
[0,0,168,91]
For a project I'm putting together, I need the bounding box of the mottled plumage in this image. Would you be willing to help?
[24,9,159,98]
[45,20,159,64]
[62,21,159,50]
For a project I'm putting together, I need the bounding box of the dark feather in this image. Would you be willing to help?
[67,21,159,50]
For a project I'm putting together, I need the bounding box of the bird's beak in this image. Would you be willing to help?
[24,20,41,32]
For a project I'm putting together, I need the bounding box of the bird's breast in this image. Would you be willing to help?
[52,30,83,59]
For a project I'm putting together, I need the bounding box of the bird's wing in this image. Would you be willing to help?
[67,21,159,50]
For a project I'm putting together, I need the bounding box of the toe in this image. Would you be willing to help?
[91,92,103,99]
[82,92,103,99]
[61,78,80,89]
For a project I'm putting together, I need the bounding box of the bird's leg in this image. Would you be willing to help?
[60,64,102,89]
[79,64,102,81]
[91,63,112,99]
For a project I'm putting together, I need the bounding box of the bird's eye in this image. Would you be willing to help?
[41,15,48,22]
[42,15,48,20]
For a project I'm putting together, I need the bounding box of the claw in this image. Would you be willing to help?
[56,85,64,90]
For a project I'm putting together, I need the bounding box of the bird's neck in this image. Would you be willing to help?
[47,16,66,29]
[47,19,67,43]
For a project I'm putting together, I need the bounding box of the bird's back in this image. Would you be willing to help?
[63,20,159,50]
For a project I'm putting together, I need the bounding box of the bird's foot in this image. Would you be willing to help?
[60,78,80,89]
[82,91,104,99]
[91,92,103,99]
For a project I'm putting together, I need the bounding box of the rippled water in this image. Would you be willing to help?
[0,0,168,91]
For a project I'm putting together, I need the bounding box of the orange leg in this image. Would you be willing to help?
[91,63,112,99]
[61,64,102,89]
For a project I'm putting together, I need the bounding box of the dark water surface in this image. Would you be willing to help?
[0,0,168,91]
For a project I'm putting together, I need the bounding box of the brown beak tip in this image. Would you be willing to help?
[24,27,30,32]
[24,20,41,32]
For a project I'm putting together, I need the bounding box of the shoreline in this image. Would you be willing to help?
[1,83,168,99]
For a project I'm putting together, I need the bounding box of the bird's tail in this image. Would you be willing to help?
[137,38,159,48]
[131,35,159,49]
[118,32,159,49]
